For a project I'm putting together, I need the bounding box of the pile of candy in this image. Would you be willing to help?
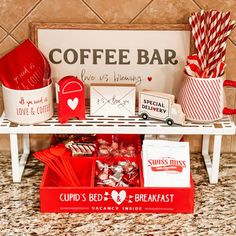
[95,159,140,187]
[97,138,137,158]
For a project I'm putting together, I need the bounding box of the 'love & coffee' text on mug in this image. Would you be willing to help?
[2,81,53,125]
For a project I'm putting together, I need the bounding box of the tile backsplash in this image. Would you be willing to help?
[0,0,235,152]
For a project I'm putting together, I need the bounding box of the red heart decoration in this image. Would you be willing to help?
[147,76,152,82]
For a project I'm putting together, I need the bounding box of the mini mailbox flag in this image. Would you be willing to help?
[56,76,85,123]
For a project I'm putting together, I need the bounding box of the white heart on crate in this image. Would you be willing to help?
[111,190,126,205]
[67,98,79,110]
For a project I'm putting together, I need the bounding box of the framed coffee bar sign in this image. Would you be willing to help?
[31,23,192,96]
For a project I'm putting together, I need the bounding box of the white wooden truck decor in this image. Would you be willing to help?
[139,91,185,125]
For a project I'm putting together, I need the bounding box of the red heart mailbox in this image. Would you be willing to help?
[56,76,85,123]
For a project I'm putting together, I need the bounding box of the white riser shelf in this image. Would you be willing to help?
[0,112,235,135]
[0,111,235,184]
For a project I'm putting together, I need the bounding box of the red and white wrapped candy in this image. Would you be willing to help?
[66,141,95,156]
[97,138,137,158]
[95,160,140,187]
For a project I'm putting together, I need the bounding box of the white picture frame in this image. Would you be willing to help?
[31,23,193,97]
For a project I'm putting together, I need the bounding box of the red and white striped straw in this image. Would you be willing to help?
[188,10,235,78]
[189,12,206,71]
[184,63,202,77]
[208,12,230,73]
[199,10,207,69]
[208,18,235,74]
[219,20,235,62]
[207,11,222,67]
[187,54,200,67]
[210,61,226,78]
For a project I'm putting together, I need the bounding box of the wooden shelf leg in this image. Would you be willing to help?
[202,134,222,184]
[211,135,222,184]
[10,134,20,182]
[202,135,212,182]
[202,134,210,157]
[10,134,30,183]
[21,134,30,165]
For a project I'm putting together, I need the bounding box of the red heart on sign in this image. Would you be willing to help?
[147,76,152,82]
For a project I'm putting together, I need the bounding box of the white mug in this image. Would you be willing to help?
[2,81,53,124]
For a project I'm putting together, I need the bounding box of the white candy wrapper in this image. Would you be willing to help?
[142,140,190,187]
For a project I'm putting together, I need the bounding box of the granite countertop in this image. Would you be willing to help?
[0,152,235,236]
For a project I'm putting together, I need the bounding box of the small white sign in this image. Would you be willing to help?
[90,83,136,116]
[139,92,172,120]
[142,140,190,187]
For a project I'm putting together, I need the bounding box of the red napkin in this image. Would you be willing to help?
[0,39,50,90]
[34,145,81,187]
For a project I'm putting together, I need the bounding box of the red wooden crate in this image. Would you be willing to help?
[40,157,194,213]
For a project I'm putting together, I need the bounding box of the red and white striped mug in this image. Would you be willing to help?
[178,74,236,123]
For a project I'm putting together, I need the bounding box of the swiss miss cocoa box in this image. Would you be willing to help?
[142,140,190,188]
